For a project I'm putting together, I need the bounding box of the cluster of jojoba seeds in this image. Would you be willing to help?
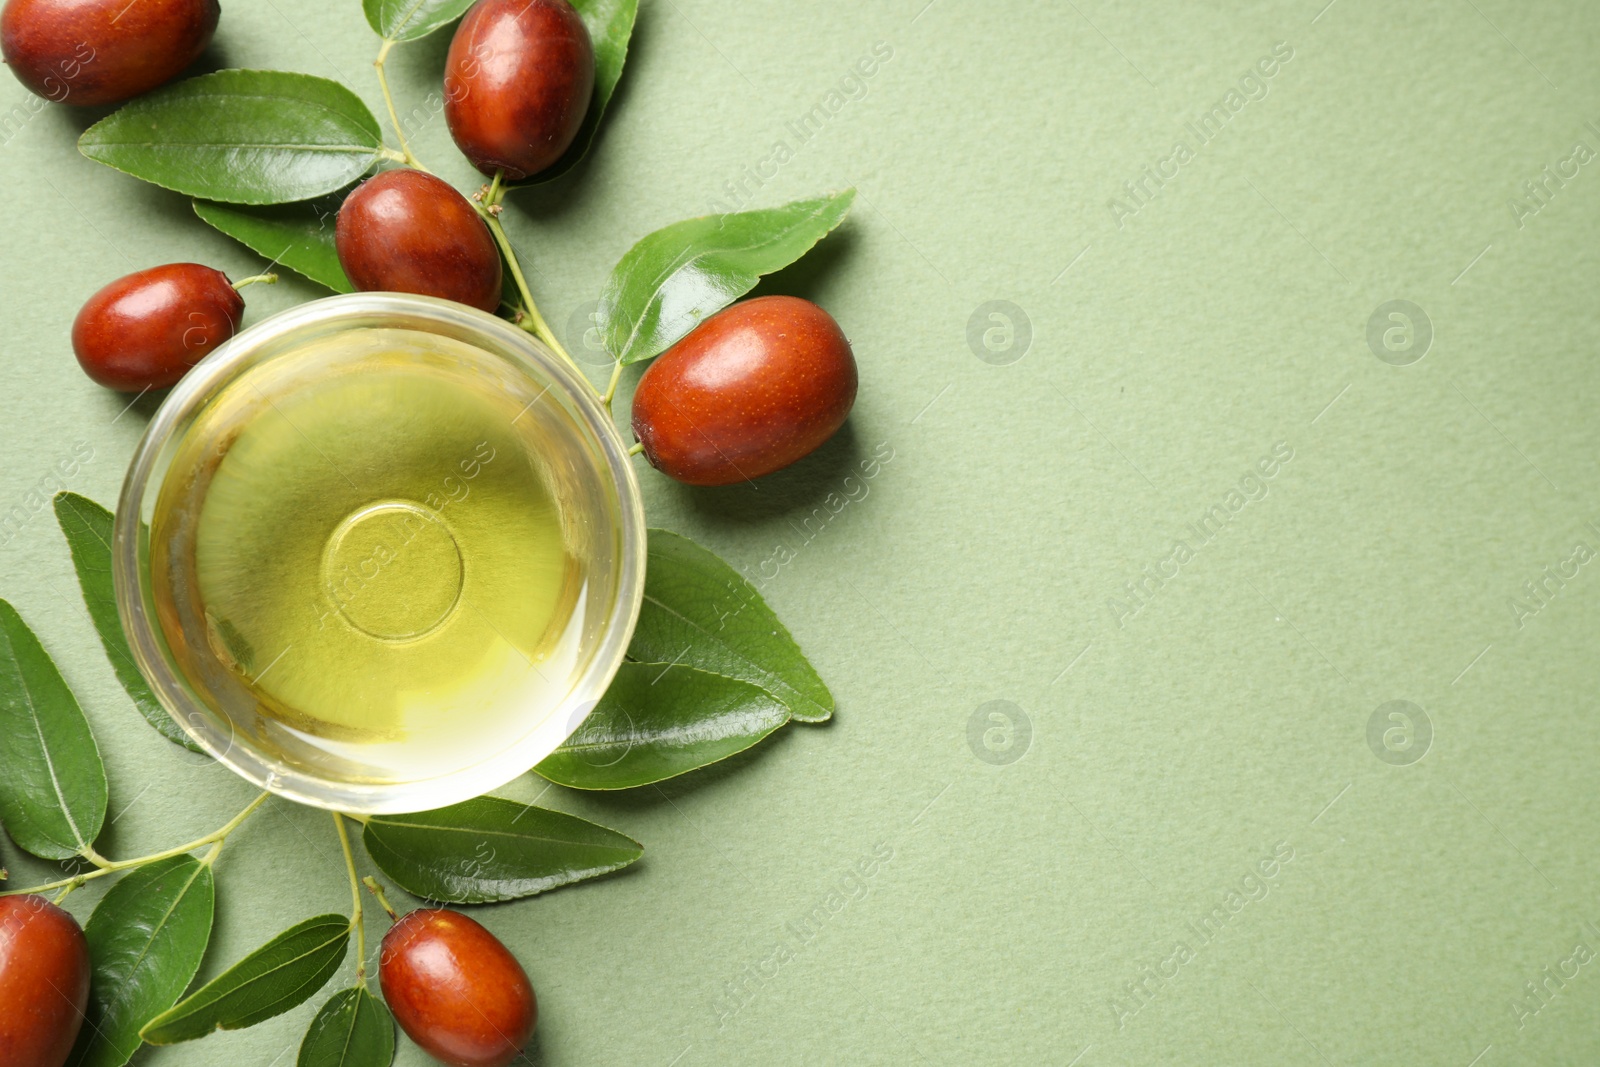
[14,0,856,488]
[3,0,856,1049]
[1,0,859,1053]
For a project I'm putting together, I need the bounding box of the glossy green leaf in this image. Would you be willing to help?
[70,855,215,1067]
[298,987,396,1067]
[515,0,640,185]
[53,493,200,751]
[141,914,350,1044]
[631,530,834,722]
[599,190,855,364]
[537,663,789,790]
[363,795,642,904]
[193,200,353,293]
[364,0,475,41]
[0,599,107,860]
[79,70,385,205]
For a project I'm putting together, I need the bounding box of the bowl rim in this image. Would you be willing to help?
[113,292,647,814]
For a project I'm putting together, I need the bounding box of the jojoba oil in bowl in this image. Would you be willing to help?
[115,294,645,814]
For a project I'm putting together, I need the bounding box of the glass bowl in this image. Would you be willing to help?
[113,293,646,814]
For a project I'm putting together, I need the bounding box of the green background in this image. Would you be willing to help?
[3,0,1599,1063]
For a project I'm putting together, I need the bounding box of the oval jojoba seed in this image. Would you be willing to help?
[72,263,245,391]
[443,0,595,180]
[0,894,91,1067]
[336,169,504,314]
[1,0,218,106]
[379,908,536,1067]
[631,296,858,486]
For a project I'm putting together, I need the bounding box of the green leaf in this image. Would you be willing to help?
[298,988,396,1067]
[193,200,353,293]
[79,70,385,205]
[364,0,475,41]
[141,914,350,1044]
[630,530,834,722]
[53,493,201,752]
[536,663,789,790]
[515,0,640,185]
[70,855,215,1067]
[363,796,642,904]
[599,190,855,365]
[0,599,108,860]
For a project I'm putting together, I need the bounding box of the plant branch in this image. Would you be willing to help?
[476,168,594,379]
[375,40,427,171]
[232,272,278,291]
[334,814,367,983]
[362,876,399,923]
[602,361,624,410]
[0,792,269,897]
[475,203,583,377]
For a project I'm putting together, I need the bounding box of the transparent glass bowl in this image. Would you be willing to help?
[114,293,646,814]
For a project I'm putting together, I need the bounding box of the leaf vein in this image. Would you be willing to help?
[103,861,209,1033]
[2,624,88,852]
[86,142,379,154]
[171,924,346,1017]
[613,200,842,359]
[639,592,807,706]
[372,822,636,851]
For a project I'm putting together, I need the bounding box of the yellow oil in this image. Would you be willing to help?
[149,328,594,784]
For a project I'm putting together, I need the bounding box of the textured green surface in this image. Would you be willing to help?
[3,1,1600,1063]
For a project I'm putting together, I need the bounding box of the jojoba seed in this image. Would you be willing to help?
[72,263,243,392]
[443,0,595,180]
[336,169,503,314]
[1,0,218,106]
[632,296,858,486]
[0,895,91,1067]
[379,908,536,1067]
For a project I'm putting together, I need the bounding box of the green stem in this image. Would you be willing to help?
[52,883,75,906]
[627,442,645,457]
[375,40,428,171]
[473,170,607,403]
[362,876,399,924]
[474,169,600,396]
[602,361,624,410]
[232,273,278,291]
[333,815,367,983]
[0,792,269,897]
[476,205,582,376]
